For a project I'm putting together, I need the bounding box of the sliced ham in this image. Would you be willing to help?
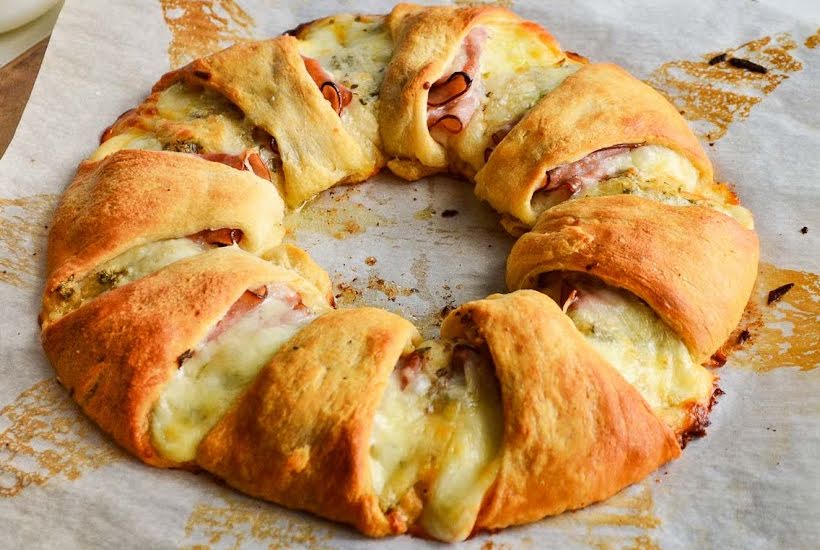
[542,144,639,195]
[188,227,244,247]
[206,283,307,344]
[483,116,522,162]
[302,56,353,116]
[427,27,488,142]
[198,151,272,181]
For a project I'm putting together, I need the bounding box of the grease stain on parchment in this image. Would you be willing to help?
[0,194,57,289]
[727,263,819,373]
[648,33,803,142]
[577,482,662,550]
[160,0,256,68]
[805,29,820,49]
[284,202,391,241]
[181,488,331,550]
[455,0,515,7]
[0,378,121,497]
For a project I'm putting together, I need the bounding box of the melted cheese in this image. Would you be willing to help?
[452,23,582,176]
[48,237,207,322]
[370,341,503,541]
[530,145,754,228]
[151,295,315,463]
[89,83,283,182]
[89,131,162,161]
[297,15,393,102]
[557,277,714,432]
[297,15,392,166]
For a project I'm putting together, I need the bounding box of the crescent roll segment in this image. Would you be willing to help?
[379,3,518,176]
[155,36,374,207]
[42,247,329,466]
[196,308,422,537]
[42,150,284,322]
[263,243,335,306]
[475,63,713,226]
[506,195,760,363]
[440,290,681,530]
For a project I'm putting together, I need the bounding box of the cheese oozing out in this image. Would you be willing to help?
[538,274,714,433]
[150,285,316,463]
[48,237,208,322]
[90,83,283,183]
[296,14,392,164]
[370,341,503,542]
[451,23,583,176]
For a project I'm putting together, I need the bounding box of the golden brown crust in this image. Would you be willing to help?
[263,243,335,306]
[155,36,376,207]
[440,291,680,530]
[41,247,327,467]
[44,149,283,298]
[379,3,519,170]
[196,308,421,537]
[475,63,714,226]
[506,195,760,362]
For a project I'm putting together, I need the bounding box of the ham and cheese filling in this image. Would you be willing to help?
[91,83,284,184]
[151,283,316,463]
[295,15,392,163]
[47,229,244,323]
[427,28,488,144]
[528,144,754,228]
[302,55,353,115]
[448,23,582,176]
[370,341,503,542]
[538,274,714,434]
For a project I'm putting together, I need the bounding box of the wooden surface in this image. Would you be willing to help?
[0,36,49,157]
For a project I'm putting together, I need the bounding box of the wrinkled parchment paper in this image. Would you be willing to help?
[1,1,818,548]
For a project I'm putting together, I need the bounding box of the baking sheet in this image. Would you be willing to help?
[0,0,818,548]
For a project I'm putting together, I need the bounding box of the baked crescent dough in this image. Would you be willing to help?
[507,195,759,363]
[39,2,760,542]
[197,307,421,537]
[440,291,680,531]
[42,247,333,466]
[155,36,378,207]
[476,63,717,228]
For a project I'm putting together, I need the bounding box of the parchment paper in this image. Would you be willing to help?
[1,1,818,548]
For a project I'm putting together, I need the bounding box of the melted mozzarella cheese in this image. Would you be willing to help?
[297,16,392,164]
[370,341,503,542]
[89,131,163,161]
[151,295,315,463]
[452,23,582,176]
[559,278,714,432]
[297,15,393,102]
[48,237,207,322]
[89,83,268,164]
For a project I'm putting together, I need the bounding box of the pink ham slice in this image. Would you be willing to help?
[198,151,272,181]
[427,28,488,141]
[302,56,353,116]
[205,283,308,344]
[542,144,640,195]
[188,228,244,248]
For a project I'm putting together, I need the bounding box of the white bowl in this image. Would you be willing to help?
[0,0,61,34]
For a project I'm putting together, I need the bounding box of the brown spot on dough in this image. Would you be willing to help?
[648,33,802,141]
[160,0,256,68]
